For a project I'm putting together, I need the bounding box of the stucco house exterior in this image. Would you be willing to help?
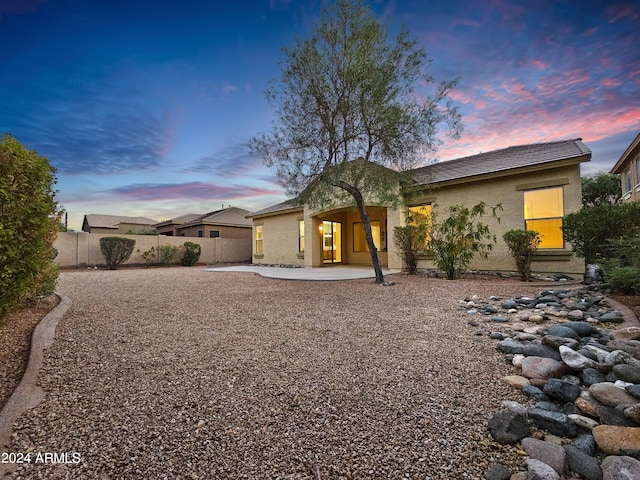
[81,214,159,234]
[248,138,591,278]
[154,207,252,239]
[610,131,640,203]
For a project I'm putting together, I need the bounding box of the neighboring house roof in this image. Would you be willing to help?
[409,138,591,186]
[246,199,303,219]
[82,214,159,230]
[610,131,640,174]
[176,207,253,229]
[153,213,202,228]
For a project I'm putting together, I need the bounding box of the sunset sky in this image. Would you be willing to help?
[1,0,638,230]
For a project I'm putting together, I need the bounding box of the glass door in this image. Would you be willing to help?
[322,221,342,264]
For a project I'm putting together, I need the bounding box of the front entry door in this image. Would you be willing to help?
[322,221,342,264]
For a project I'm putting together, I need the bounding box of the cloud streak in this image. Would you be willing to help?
[111,182,282,201]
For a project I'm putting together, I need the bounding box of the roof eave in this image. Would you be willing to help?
[610,132,640,174]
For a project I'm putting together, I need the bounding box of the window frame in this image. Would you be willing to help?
[353,221,381,253]
[255,225,263,254]
[298,219,304,253]
[523,186,565,249]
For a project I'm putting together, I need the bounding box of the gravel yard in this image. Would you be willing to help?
[6,268,553,479]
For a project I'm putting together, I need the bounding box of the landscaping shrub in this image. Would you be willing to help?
[159,244,179,264]
[563,202,640,265]
[393,224,428,274]
[181,241,201,266]
[140,246,158,265]
[601,234,640,294]
[100,237,136,270]
[429,202,501,280]
[502,229,542,281]
[0,134,60,320]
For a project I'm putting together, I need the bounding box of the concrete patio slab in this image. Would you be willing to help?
[205,264,401,280]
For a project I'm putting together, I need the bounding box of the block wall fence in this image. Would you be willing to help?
[54,232,252,268]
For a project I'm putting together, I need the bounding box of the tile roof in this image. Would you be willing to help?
[409,138,591,185]
[246,199,303,218]
[177,207,253,228]
[153,213,202,228]
[83,214,159,229]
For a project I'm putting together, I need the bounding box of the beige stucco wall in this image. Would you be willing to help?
[252,210,305,266]
[55,232,251,268]
[249,162,585,277]
[410,164,584,276]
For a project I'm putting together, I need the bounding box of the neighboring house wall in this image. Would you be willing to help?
[177,224,252,239]
[55,232,251,268]
[610,132,640,203]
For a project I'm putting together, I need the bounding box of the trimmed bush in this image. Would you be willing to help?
[100,237,136,270]
[0,134,60,320]
[181,242,201,266]
[503,229,542,281]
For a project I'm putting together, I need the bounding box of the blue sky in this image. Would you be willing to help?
[1,0,638,230]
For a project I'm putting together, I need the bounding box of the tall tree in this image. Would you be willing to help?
[581,172,622,207]
[250,0,461,283]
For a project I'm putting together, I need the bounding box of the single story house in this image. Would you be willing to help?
[247,138,591,277]
[81,214,159,234]
[610,131,640,203]
[154,207,253,239]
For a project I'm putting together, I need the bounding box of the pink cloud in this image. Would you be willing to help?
[602,78,622,87]
[606,3,639,23]
[113,182,282,201]
[222,84,238,94]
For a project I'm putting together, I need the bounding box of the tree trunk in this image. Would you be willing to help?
[354,196,385,285]
[335,181,385,284]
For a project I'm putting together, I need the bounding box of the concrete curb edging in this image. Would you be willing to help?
[0,294,71,474]
[605,295,640,327]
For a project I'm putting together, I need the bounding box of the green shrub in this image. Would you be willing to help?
[601,234,640,294]
[563,202,640,265]
[604,264,640,294]
[393,224,428,274]
[181,241,201,266]
[140,246,158,265]
[159,244,178,264]
[100,237,136,270]
[502,229,542,281]
[0,134,60,320]
[429,202,502,280]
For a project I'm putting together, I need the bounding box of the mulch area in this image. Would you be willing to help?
[0,295,60,410]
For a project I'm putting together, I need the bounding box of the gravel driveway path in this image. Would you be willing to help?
[6,268,550,479]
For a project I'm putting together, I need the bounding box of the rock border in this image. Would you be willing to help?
[0,294,71,476]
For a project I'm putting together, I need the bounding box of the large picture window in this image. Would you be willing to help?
[255,225,263,254]
[353,221,380,252]
[524,187,564,249]
[408,205,432,246]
